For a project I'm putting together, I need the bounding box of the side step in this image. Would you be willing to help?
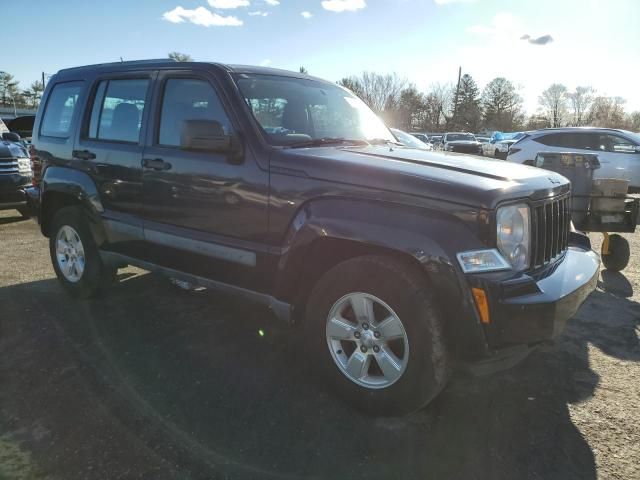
[100,251,293,324]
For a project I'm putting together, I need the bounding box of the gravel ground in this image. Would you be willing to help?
[0,209,638,480]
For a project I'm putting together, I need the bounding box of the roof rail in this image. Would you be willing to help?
[58,58,178,74]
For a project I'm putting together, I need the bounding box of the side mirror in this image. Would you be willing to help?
[2,132,21,142]
[181,120,243,163]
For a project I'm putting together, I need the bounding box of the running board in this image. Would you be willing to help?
[100,251,293,324]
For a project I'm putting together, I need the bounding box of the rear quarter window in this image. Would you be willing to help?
[40,82,83,138]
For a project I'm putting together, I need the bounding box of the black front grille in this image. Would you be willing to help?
[531,194,571,269]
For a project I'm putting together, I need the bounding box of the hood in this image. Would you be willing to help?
[0,140,27,159]
[275,145,569,209]
[498,139,517,145]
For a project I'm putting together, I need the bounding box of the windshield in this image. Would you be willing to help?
[391,129,430,149]
[235,74,395,146]
[621,130,640,144]
[447,133,476,142]
[502,132,523,141]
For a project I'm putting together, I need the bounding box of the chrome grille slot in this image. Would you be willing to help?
[531,194,570,269]
[0,157,19,175]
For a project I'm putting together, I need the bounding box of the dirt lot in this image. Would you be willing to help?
[1,209,638,480]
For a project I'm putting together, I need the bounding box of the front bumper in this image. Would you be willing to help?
[0,175,30,210]
[467,245,600,349]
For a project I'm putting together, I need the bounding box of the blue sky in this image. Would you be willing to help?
[5,0,640,113]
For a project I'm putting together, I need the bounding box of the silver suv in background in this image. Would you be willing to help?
[506,128,640,191]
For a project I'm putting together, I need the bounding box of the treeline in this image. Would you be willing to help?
[338,72,640,133]
[3,64,638,134]
[0,72,44,110]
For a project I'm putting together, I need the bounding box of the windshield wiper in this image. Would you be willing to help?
[368,138,403,146]
[287,137,369,149]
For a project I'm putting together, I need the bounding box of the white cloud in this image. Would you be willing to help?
[265,0,280,5]
[321,0,366,12]
[260,59,272,66]
[301,11,312,18]
[249,10,269,16]
[434,0,475,4]
[208,0,250,8]
[163,6,243,26]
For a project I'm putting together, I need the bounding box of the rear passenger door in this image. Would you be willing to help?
[589,133,640,188]
[75,72,155,252]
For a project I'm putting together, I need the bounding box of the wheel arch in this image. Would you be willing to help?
[41,166,106,245]
[272,197,489,357]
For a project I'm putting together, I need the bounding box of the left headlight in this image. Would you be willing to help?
[496,203,531,271]
[17,158,32,175]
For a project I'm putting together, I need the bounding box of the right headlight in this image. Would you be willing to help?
[496,203,531,271]
[17,158,32,175]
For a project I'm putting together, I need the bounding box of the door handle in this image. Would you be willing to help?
[143,158,172,171]
[72,149,96,160]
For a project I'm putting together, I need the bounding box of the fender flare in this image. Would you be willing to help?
[40,166,105,242]
[273,197,489,356]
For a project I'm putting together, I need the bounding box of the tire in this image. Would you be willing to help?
[49,206,116,298]
[601,234,630,272]
[304,255,450,416]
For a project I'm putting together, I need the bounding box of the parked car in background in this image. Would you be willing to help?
[506,128,640,191]
[475,135,490,144]
[391,128,433,150]
[428,135,443,147]
[0,119,32,218]
[6,115,36,142]
[440,132,481,154]
[483,132,525,159]
[30,60,599,416]
[410,132,430,143]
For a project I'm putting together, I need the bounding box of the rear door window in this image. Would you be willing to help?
[536,132,590,149]
[88,79,150,143]
[591,133,637,153]
[40,82,83,138]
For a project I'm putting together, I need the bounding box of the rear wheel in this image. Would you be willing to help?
[304,255,450,416]
[49,206,116,298]
[601,234,630,272]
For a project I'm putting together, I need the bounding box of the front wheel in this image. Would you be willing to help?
[304,255,450,416]
[49,206,116,298]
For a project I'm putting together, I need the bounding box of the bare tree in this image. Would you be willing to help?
[423,83,454,131]
[587,96,627,128]
[538,83,568,127]
[299,66,308,74]
[567,86,594,126]
[168,52,193,62]
[628,111,640,132]
[338,72,408,114]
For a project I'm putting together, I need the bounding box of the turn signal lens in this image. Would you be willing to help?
[472,288,490,324]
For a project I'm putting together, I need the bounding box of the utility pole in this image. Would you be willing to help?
[42,72,45,91]
[451,66,462,129]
